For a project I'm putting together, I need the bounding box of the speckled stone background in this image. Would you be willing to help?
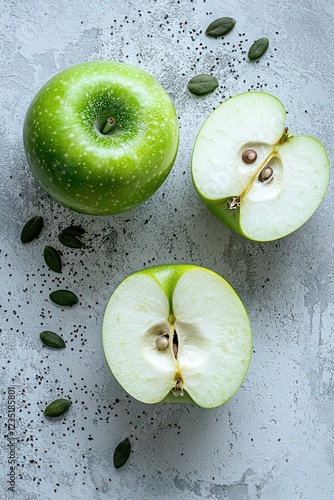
[1,1,333,499]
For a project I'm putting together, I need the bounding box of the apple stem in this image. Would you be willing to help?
[258,166,274,183]
[279,126,290,143]
[101,117,116,135]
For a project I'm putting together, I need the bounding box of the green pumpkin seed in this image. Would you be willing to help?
[58,233,84,249]
[49,290,79,307]
[187,74,218,96]
[205,17,236,37]
[44,398,72,417]
[248,37,269,60]
[61,225,86,236]
[40,330,66,349]
[113,438,131,469]
[44,246,62,273]
[21,216,43,243]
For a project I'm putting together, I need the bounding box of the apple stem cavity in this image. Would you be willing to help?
[101,117,116,135]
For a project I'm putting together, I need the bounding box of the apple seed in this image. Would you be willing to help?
[156,334,169,350]
[242,149,257,164]
[258,166,273,182]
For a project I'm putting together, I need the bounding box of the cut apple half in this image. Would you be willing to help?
[102,265,252,408]
[192,92,330,241]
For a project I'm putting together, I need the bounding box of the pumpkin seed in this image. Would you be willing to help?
[44,246,62,273]
[40,330,66,349]
[187,74,218,96]
[61,225,86,236]
[113,438,131,469]
[44,398,72,417]
[248,37,269,61]
[205,17,236,37]
[21,216,43,243]
[49,290,79,307]
[58,233,84,249]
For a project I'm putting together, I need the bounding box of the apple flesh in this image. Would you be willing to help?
[102,264,252,408]
[23,61,179,215]
[192,92,330,241]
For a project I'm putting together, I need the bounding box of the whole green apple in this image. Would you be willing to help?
[102,264,252,408]
[23,61,179,215]
[192,92,330,241]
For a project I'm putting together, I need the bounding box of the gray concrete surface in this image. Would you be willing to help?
[1,0,333,498]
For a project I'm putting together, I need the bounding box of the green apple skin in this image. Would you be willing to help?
[102,264,252,406]
[200,195,244,238]
[23,61,179,215]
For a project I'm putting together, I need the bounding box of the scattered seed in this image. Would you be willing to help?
[58,233,84,249]
[248,37,269,61]
[187,74,218,96]
[49,290,79,307]
[205,17,236,37]
[44,398,72,417]
[40,330,66,349]
[20,216,43,243]
[61,225,86,236]
[113,438,131,469]
[43,245,62,273]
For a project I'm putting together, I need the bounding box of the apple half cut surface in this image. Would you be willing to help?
[23,61,179,215]
[191,92,330,241]
[102,265,252,408]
